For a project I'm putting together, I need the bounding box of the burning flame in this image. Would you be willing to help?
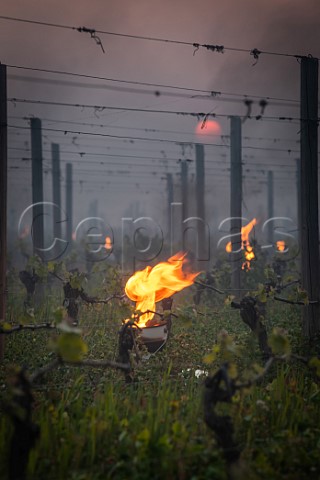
[125,252,199,328]
[276,240,286,252]
[226,218,257,270]
[19,226,30,239]
[225,241,232,253]
[104,236,112,250]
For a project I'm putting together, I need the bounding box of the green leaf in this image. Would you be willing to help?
[47,261,55,273]
[268,328,291,356]
[26,255,41,270]
[258,291,268,303]
[226,340,243,357]
[309,357,320,377]
[120,418,129,428]
[54,261,68,279]
[224,295,235,306]
[69,272,86,290]
[158,434,170,448]
[283,274,294,284]
[136,428,150,443]
[203,345,220,365]
[203,352,216,365]
[217,331,243,361]
[53,307,65,324]
[0,321,13,331]
[252,362,265,374]
[56,332,88,362]
[251,283,268,303]
[172,421,181,436]
[162,310,171,321]
[264,266,277,282]
[227,362,238,379]
[27,256,48,280]
[296,287,309,305]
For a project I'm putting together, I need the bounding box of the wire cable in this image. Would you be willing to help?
[0,15,316,59]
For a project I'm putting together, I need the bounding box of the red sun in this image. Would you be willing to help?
[195,120,222,137]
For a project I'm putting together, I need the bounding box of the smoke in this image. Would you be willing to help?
[3,0,319,254]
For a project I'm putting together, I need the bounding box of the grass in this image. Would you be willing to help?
[0,275,320,479]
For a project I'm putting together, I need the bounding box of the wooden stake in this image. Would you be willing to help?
[300,56,320,337]
[66,163,73,248]
[230,117,242,298]
[267,171,274,245]
[51,143,61,240]
[31,118,44,255]
[196,144,206,258]
[296,158,301,239]
[0,64,7,360]
[181,160,188,245]
[166,173,173,240]
[181,160,188,221]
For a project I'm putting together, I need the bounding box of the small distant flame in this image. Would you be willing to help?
[104,236,112,250]
[276,240,286,252]
[125,252,199,328]
[226,218,257,270]
[19,226,30,239]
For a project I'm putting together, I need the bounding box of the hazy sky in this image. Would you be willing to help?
[1,0,319,249]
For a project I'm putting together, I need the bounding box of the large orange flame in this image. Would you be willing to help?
[125,252,199,328]
[226,218,257,270]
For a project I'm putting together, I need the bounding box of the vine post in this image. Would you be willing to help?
[0,63,7,360]
[51,143,62,240]
[31,118,44,256]
[267,171,274,246]
[166,172,174,240]
[181,158,188,243]
[66,163,73,252]
[300,56,320,337]
[230,116,242,300]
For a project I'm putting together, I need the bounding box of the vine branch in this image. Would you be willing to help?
[0,323,56,334]
[274,296,318,306]
[194,280,225,295]
[30,356,131,384]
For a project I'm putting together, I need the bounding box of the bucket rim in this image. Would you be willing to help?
[141,320,168,330]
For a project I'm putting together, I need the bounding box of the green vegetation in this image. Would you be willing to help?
[0,261,320,480]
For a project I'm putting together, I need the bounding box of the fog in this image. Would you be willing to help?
[2,0,319,265]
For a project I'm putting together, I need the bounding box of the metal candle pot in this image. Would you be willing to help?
[139,297,173,353]
[139,320,170,353]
